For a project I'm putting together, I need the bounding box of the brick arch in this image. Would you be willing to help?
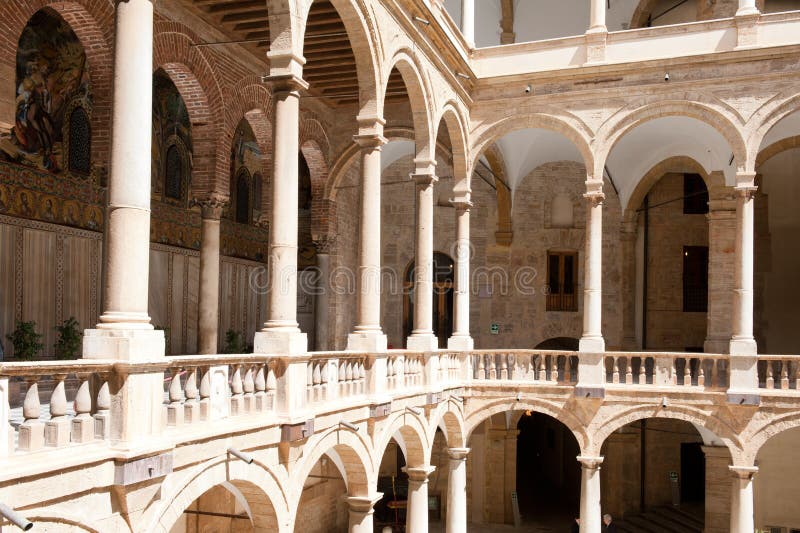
[374,409,433,469]
[149,456,291,533]
[470,112,595,180]
[0,1,114,172]
[464,398,589,452]
[596,100,748,177]
[590,404,743,462]
[300,135,334,243]
[290,426,375,508]
[384,50,434,164]
[429,399,467,449]
[153,24,227,198]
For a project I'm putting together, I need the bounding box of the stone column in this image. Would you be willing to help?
[580,181,605,353]
[736,0,759,16]
[314,239,333,351]
[347,131,388,352]
[407,169,440,352]
[578,456,603,533]
[198,197,226,354]
[729,173,758,401]
[347,494,382,533]
[729,465,758,533]
[589,0,607,31]
[620,219,638,350]
[702,446,732,533]
[254,74,309,355]
[461,0,475,47]
[406,465,436,533]
[448,198,473,350]
[705,176,735,353]
[446,448,470,533]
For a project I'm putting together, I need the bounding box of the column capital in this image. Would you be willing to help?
[729,465,758,479]
[403,465,436,482]
[411,172,438,185]
[261,70,309,93]
[577,455,604,469]
[735,171,757,188]
[353,133,387,149]
[313,236,336,254]
[451,197,473,210]
[346,493,384,512]
[194,194,229,220]
[583,180,605,202]
[447,447,471,460]
[414,157,437,176]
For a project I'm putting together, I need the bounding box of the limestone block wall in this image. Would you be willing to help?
[170,485,253,533]
[754,426,800,530]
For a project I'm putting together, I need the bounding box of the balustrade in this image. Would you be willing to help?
[471,351,578,385]
[759,357,799,390]
[603,353,728,389]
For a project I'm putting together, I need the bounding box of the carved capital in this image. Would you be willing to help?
[195,195,229,220]
[577,455,604,470]
[313,236,336,254]
[353,133,387,149]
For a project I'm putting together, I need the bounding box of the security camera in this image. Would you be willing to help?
[524,85,532,94]
[664,73,670,82]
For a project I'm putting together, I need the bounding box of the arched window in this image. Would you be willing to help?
[235,170,250,224]
[68,106,91,175]
[164,144,183,200]
[299,153,312,210]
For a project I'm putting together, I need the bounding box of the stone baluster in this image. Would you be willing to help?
[243,365,255,413]
[781,361,789,390]
[766,362,774,389]
[230,365,244,415]
[565,356,573,384]
[266,364,277,400]
[538,355,546,382]
[184,367,199,423]
[612,357,620,384]
[254,364,267,411]
[698,361,706,388]
[72,373,94,443]
[199,367,211,421]
[0,378,10,457]
[19,378,43,451]
[499,355,508,380]
[625,357,633,384]
[551,356,559,383]
[488,355,497,380]
[94,379,110,439]
[476,354,485,380]
[45,374,70,447]
[684,358,692,387]
[639,357,647,385]
[167,367,184,426]
[711,360,720,388]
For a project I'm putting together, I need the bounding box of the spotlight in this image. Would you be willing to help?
[456,72,470,80]
[413,16,431,25]
[0,504,33,531]
[340,421,359,431]
[227,448,254,464]
[664,72,670,82]
[661,397,668,408]
[524,85,532,94]
[406,406,422,415]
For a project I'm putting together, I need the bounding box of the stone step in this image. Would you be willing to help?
[649,505,704,531]
[618,506,704,533]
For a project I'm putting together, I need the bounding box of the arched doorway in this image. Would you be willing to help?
[404,252,455,348]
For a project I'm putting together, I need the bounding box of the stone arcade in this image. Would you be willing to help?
[1,0,800,532]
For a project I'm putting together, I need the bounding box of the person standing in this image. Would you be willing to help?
[603,513,618,533]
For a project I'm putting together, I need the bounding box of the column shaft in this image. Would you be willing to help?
[198,201,225,354]
[730,178,757,354]
[407,173,439,351]
[449,201,473,350]
[589,0,607,31]
[99,0,154,328]
[461,0,475,47]
[737,0,759,15]
[578,456,603,533]
[729,466,757,533]
[347,135,388,351]
[579,185,605,352]
[406,466,435,533]
[446,448,469,533]
[314,250,331,351]
[347,494,382,533]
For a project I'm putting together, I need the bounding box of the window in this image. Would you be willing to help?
[252,172,263,214]
[683,246,708,312]
[164,144,183,200]
[547,251,577,312]
[67,106,90,175]
[235,170,250,224]
[683,173,709,214]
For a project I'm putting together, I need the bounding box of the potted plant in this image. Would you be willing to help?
[6,321,43,360]
[54,317,82,360]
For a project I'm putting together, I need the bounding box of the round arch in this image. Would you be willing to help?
[469,113,595,180]
[289,426,375,508]
[434,102,471,196]
[300,135,333,242]
[596,100,748,178]
[756,135,800,168]
[743,410,800,464]
[464,398,589,452]
[373,409,433,470]
[748,92,800,167]
[383,51,434,163]
[591,405,743,462]
[149,456,290,533]
[428,398,467,449]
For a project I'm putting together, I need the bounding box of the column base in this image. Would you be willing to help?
[254,329,307,355]
[447,335,474,350]
[727,353,760,405]
[346,331,388,352]
[83,328,165,361]
[406,334,440,352]
[578,335,605,352]
[729,337,757,355]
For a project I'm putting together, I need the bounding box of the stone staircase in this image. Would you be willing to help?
[617,505,704,533]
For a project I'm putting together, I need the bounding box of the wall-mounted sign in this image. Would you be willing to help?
[490,323,500,335]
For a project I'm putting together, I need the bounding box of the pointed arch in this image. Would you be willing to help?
[434,102,470,196]
[383,50,434,164]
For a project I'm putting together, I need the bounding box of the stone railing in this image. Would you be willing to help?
[603,352,729,390]
[2,350,799,459]
[0,360,114,456]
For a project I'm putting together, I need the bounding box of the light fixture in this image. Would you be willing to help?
[0,504,33,531]
[413,16,430,25]
[227,448,255,464]
[340,421,359,431]
[456,72,470,80]
[661,396,668,408]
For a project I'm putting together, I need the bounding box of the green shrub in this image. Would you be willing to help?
[6,321,43,360]
[54,317,82,360]
[223,330,247,354]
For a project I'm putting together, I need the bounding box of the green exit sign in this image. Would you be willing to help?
[490,323,500,335]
